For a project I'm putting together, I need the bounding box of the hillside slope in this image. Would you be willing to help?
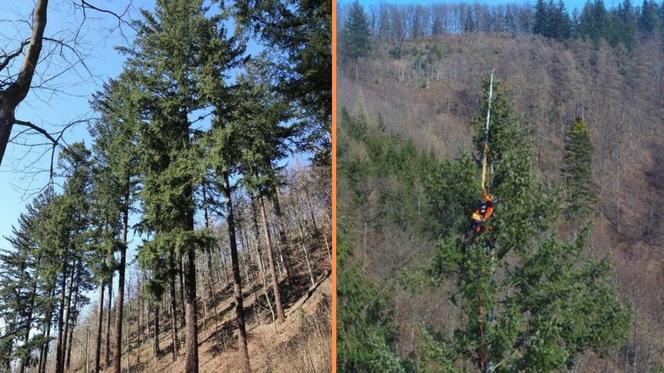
[338,34,664,371]
[59,232,331,373]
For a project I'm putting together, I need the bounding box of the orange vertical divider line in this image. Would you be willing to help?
[331,0,337,371]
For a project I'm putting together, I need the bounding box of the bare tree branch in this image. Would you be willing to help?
[0,40,29,74]
[13,118,58,144]
[75,0,136,43]
[12,117,89,180]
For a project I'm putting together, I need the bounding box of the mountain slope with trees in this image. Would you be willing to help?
[337,0,664,371]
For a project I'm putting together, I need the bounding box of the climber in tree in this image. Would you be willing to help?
[470,192,495,233]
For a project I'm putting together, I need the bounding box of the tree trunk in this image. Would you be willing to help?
[61,265,77,372]
[19,277,38,373]
[240,246,250,288]
[95,283,105,373]
[236,215,252,281]
[302,173,318,231]
[202,185,215,318]
[85,325,90,373]
[238,219,260,307]
[183,198,199,373]
[269,190,293,283]
[138,279,143,364]
[223,171,251,371]
[219,249,230,284]
[169,253,179,361]
[66,285,80,369]
[112,202,129,373]
[179,254,186,328]
[258,195,285,322]
[295,210,316,287]
[0,0,48,167]
[250,198,275,323]
[153,304,161,358]
[39,285,55,373]
[55,262,70,373]
[105,274,113,368]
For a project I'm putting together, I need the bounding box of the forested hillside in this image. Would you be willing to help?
[338,0,664,371]
[0,0,331,372]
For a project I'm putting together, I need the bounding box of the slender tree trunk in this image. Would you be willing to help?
[302,177,318,231]
[138,280,143,364]
[169,253,179,361]
[322,222,331,263]
[55,262,70,373]
[112,202,129,373]
[19,277,38,373]
[179,254,186,328]
[61,265,77,372]
[105,274,113,368]
[223,171,251,371]
[240,247,250,287]
[153,304,161,358]
[236,216,251,281]
[65,313,76,369]
[39,285,55,373]
[66,285,80,369]
[295,211,316,287]
[183,194,199,373]
[85,325,90,373]
[95,283,105,373]
[251,198,275,323]
[258,195,285,322]
[202,186,215,318]
[238,220,259,307]
[206,250,216,316]
[269,189,294,283]
[218,249,229,285]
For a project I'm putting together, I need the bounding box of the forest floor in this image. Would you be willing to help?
[71,241,332,373]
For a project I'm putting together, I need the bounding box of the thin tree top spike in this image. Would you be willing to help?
[481,72,494,193]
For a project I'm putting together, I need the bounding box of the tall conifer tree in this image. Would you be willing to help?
[428,77,629,371]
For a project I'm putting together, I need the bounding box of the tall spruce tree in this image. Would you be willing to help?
[235,0,332,165]
[427,77,629,371]
[50,143,92,373]
[124,1,224,370]
[197,8,249,371]
[615,0,637,49]
[553,0,572,39]
[0,191,52,371]
[534,0,550,36]
[562,118,595,223]
[235,60,295,324]
[638,0,661,37]
[577,0,609,45]
[342,1,371,62]
[90,72,141,373]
